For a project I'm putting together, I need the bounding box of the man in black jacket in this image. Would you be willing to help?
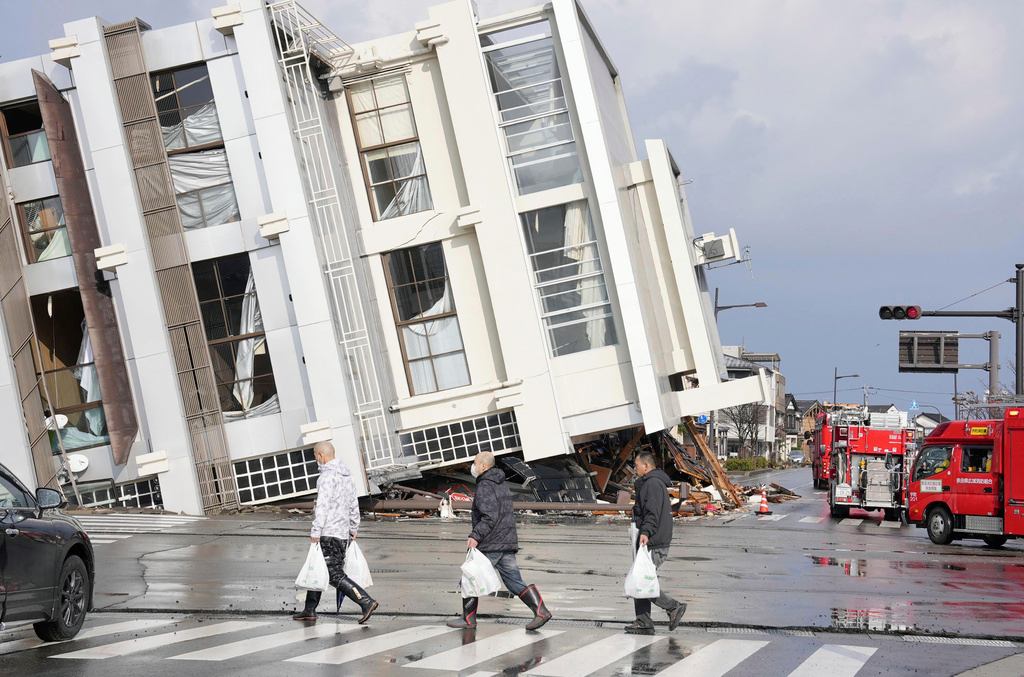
[626,451,686,635]
[447,451,552,631]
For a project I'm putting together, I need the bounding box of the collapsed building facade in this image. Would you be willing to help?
[0,0,768,515]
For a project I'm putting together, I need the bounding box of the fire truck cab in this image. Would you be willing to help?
[908,408,1024,546]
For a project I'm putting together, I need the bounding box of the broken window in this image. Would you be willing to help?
[169,149,240,230]
[17,195,71,263]
[521,201,617,356]
[0,100,51,168]
[348,75,433,220]
[481,21,582,195]
[151,64,222,151]
[384,242,470,395]
[31,289,110,453]
[193,254,279,420]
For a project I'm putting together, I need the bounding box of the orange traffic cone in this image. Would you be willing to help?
[757,488,773,516]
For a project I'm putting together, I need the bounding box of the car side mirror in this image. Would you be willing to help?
[36,487,65,510]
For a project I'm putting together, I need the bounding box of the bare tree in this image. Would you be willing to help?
[720,403,766,457]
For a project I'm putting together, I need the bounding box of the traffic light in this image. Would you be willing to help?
[879,305,921,320]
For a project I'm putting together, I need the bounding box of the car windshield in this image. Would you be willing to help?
[913,445,953,481]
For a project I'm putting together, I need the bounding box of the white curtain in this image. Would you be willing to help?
[380,144,433,219]
[36,227,72,261]
[161,103,221,149]
[168,149,240,229]
[561,202,609,349]
[74,321,105,436]
[402,284,468,393]
[223,271,280,422]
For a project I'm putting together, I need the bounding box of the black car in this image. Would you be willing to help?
[0,462,94,640]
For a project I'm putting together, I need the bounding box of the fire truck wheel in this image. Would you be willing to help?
[982,535,1008,548]
[829,501,849,519]
[926,506,954,545]
[883,508,899,522]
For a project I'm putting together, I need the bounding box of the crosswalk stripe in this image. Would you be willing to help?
[839,518,863,527]
[288,625,455,665]
[526,633,663,676]
[87,533,133,539]
[51,621,269,659]
[404,628,562,672]
[788,644,876,676]
[799,516,825,524]
[878,522,902,529]
[0,619,176,656]
[90,540,117,544]
[756,514,787,521]
[170,622,363,661]
[654,639,769,676]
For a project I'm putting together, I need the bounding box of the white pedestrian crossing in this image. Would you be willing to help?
[526,633,663,676]
[74,514,205,544]
[788,644,877,676]
[289,625,454,665]
[799,516,825,524]
[404,628,563,671]
[0,619,176,656]
[51,620,268,660]
[655,638,769,676]
[839,518,863,527]
[170,622,362,661]
[878,521,902,528]
[756,514,787,521]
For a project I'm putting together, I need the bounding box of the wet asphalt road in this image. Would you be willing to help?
[3,466,1023,675]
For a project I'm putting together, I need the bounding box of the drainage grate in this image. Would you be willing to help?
[706,627,772,635]
[902,636,1017,647]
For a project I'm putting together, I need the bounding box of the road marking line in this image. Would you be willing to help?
[655,639,769,676]
[799,517,825,524]
[0,619,176,656]
[878,522,902,529]
[404,628,562,671]
[756,514,787,521]
[788,644,876,676]
[839,518,863,527]
[289,625,455,665]
[526,633,663,676]
[87,533,133,539]
[171,622,362,661]
[51,621,268,660]
[89,540,117,544]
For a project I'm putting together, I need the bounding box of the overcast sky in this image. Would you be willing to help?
[3,0,1022,415]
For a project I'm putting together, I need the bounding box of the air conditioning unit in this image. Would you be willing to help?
[693,228,741,266]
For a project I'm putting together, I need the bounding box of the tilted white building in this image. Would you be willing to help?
[0,0,768,514]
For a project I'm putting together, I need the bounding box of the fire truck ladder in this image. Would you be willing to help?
[266,1,398,471]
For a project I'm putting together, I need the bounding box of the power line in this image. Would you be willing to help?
[937,279,1009,311]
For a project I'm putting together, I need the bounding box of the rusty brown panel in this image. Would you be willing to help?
[2,281,33,350]
[194,365,220,413]
[22,384,49,443]
[114,74,157,124]
[106,31,146,79]
[184,322,210,368]
[177,369,202,417]
[156,266,201,326]
[30,436,58,490]
[135,164,176,212]
[124,120,165,168]
[11,342,38,396]
[34,71,140,466]
[0,221,23,297]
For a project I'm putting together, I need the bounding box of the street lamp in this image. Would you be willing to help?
[714,287,768,320]
[833,368,859,410]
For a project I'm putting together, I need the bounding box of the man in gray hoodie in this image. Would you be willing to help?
[293,441,378,623]
[625,451,686,635]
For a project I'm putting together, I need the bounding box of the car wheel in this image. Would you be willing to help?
[33,555,89,642]
[926,507,954,545]
[982,535,1008,548]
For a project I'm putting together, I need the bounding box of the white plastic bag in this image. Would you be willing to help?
[460,548,501,598]
[295,543,329,591]
[344,541,374,588]
[628,523,639,556]
[624,544,660,599]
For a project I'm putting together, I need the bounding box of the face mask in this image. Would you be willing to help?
[470,464,480,478]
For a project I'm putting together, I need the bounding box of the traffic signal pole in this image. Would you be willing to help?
[1017,264,1024,395]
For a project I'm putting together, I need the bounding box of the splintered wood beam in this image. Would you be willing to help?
[683,416,744,507]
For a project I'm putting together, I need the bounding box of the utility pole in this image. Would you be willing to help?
[988,331,1000,399]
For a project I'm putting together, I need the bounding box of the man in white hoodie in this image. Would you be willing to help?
[293,441,378,623]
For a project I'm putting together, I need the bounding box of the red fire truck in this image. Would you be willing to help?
[810,412,833,490]
[818,411,915,519]
[908,407,1024,546]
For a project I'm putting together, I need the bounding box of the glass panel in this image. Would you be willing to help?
[504,113,573,154]
[49,406,110,452]
[418,278,450,316]
[193,262,219,301]
[402,324,430,359]
[10,130,51,167]
[29,228,72,262]
[22,197,64,232]
[379,104,415,143]
[216,254,250,296]
[200,301,228,340]
[512,143,581,194]
[486,39,559,92]
[425,316,464,354]
[172,65,215,108]
[355,112,383,147]
[414,242,446,280]
[372,183,398,218]
[539,278,609,314]
[2,102,44,135]
[548,313,617,357]
[914,445,953,481]
[535,248,602,284]
[393,284,420,322]
[349,81,376,113]
[479,21,551,48]
[388,142,423,179]
[409,359,436,395]
[224,296,244,336]
[364,148,392,183]
[388,250,415,286]
[432,352,470,391]
[374,76,409,107]
[210,342,235,384]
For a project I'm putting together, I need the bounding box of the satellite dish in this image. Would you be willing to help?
[44,414,69,430]
[67,454,90,474]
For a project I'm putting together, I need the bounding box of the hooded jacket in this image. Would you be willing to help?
[633,468,674,549]
[470,466,519,552]
[310,459,361,540]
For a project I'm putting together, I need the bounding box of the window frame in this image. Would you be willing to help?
[16,195,70,265]
[151,63,223,156]
[382,243,471,396]
[960,444,993,474]
[192,255,278,414]
[345,75,433,221]
[913,444,953,482]
[0,100,51,170]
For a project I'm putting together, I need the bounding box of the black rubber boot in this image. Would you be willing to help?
[518,585,552,631]
[293,591,320,622]
[336,578,378,624]
[446,596,478,629]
